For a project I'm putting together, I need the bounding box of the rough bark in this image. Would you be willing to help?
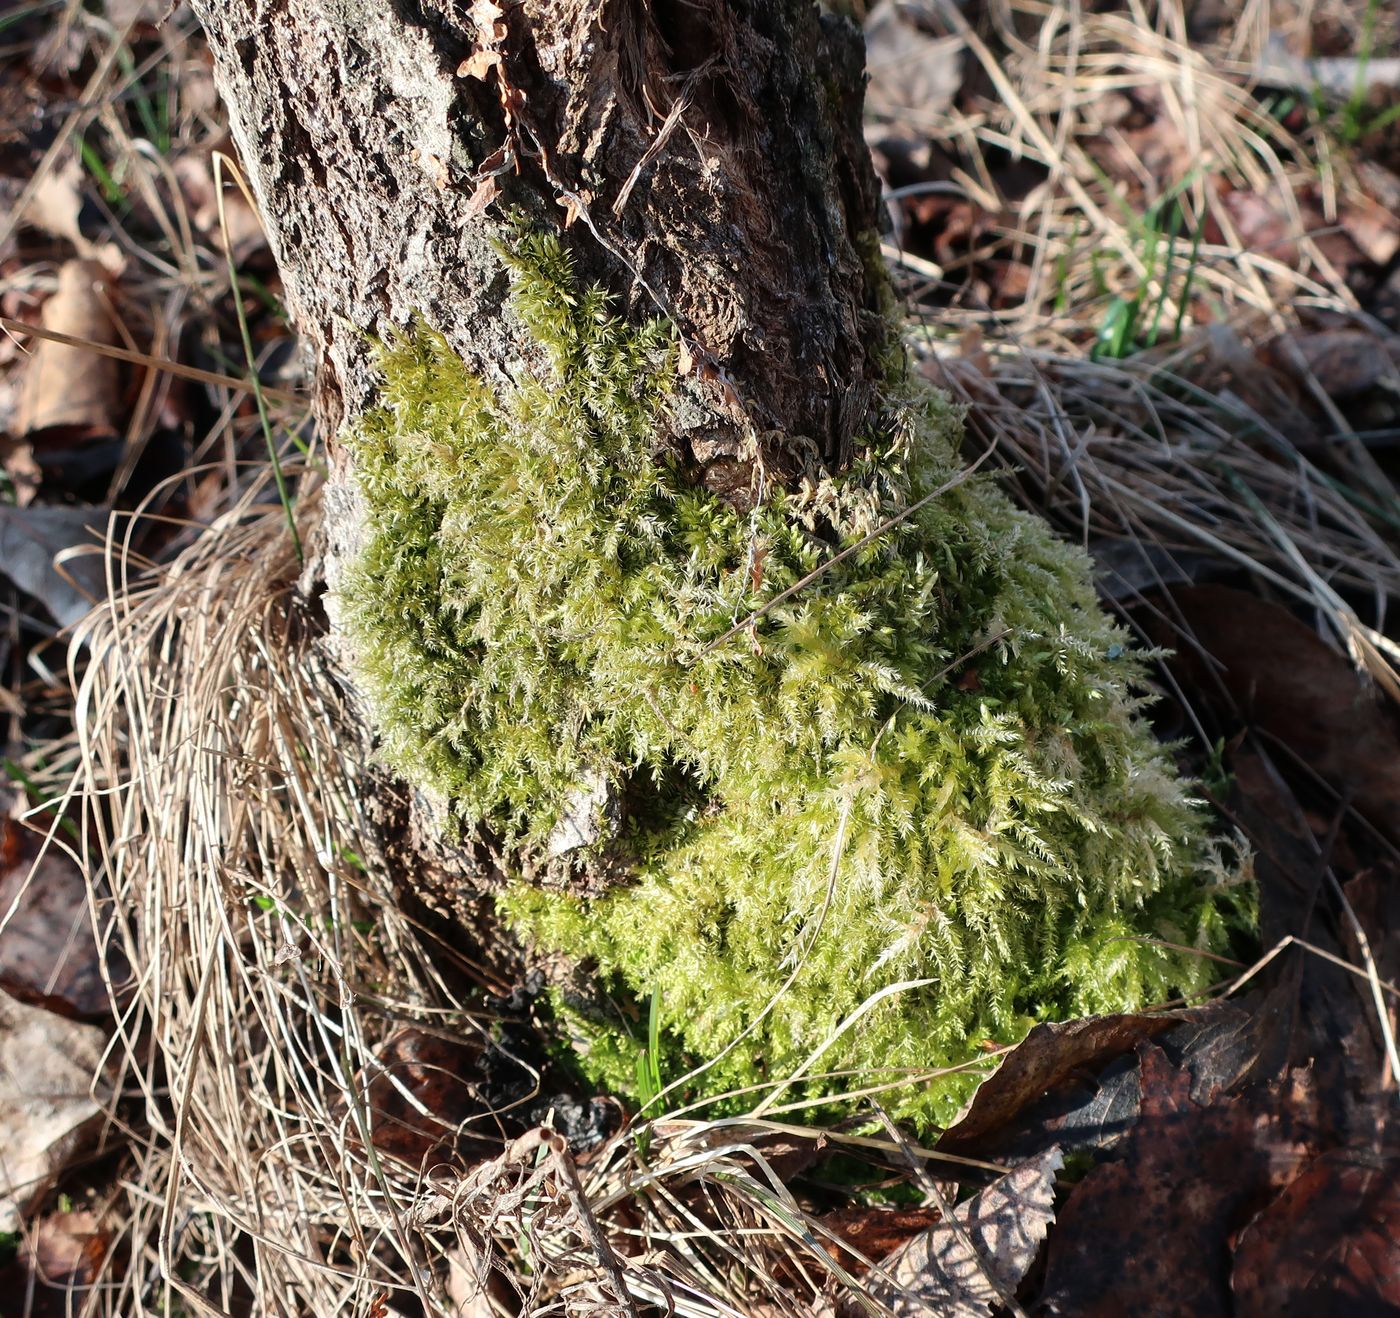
[191,0,889,500]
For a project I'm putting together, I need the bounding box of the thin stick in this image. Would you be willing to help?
[0,315,304,405]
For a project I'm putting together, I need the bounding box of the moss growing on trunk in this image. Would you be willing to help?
[340,235,1250,1126]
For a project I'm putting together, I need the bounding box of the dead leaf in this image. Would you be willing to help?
[467,0,506,42]
[1214,186,1301,269]
[464,173,500,218]
[361,1027,523,1169]
[457,49,501,80]
[1155,586,1400,847]
[0,988,111,1230]
[937,1013,1184,1156]
[0,504,109,628]
[445,1247,504,1316]
[0,816,109,1019]
[1273,328,1400,399]
[867,1147,1063,1317]
[817,1205,942,1277]
[171,155,268,264]
[1339,167,1400,265]
[17,261,121,440]
[26,158,83,253]
[1232,1150,1400,1317]
[25,1207,109,1290]
[1036,1045,1317,1317]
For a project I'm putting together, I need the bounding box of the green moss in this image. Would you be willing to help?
[339,234,1252,1127]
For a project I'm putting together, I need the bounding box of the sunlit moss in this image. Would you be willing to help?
[338,233,1252,1127]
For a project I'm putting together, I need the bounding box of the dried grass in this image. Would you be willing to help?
[879,0,1400,693]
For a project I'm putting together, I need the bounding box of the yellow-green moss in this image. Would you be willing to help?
[339,234,1252,1126]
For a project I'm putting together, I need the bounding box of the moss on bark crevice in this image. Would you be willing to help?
[338,235,1252,1126]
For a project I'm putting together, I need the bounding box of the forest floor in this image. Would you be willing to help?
[0,0,1397,1314]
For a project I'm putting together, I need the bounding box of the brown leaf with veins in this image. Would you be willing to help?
[867,1146,1063,1317]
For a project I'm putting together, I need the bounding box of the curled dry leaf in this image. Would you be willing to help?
[16,261,120,440]
[866,1146,1063,1317]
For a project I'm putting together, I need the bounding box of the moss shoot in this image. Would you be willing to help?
[339,234,1251,1126]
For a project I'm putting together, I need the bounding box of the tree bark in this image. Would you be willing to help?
[189,0,893,905]
[191,0,889,500]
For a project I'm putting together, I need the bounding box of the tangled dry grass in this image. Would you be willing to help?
[877,0,1400,695]
[3,0,1398,1313]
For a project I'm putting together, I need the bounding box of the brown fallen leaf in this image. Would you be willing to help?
[16,261,121,441]
[1155,586,1400,847]
[1211,181,1365,278]
[1231,1150,1400,1317]
[170,154,268,264]
[24,155,121,272]
[1035,1044,1318,1317]
[936,1013,1185,1157]
[817,1205,942,1278]
[864,0,965,130]
[866,1146,1063,1317]
[25,1207,110,1290]
[1273,327,1400,400]
[0,989,112,1230]
[0,1206,115,1318]
[1339,165,1400,265]
[0,504,110,629]
[361,1027,521,1170]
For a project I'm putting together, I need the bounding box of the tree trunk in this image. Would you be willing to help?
[186,0,1237,1132]
[190,0,893,897]
[191,0,889,496]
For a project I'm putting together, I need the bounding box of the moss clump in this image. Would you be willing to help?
[340,234,1250,1126]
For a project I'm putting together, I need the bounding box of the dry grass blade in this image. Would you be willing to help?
[924,329,1400,699]
[73,474,462,1313]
